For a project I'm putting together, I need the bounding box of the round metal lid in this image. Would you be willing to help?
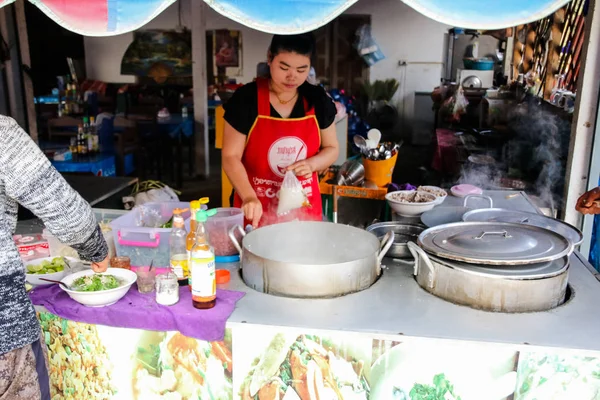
[418,222,573,265]
[462,209,583,246]
[463,75,482,88]
[431,254,569,279]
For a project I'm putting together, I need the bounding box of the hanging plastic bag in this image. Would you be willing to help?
[277,171,311,216]
[123,180,181,209]
[354,25,385,66]
[442,85,469,122]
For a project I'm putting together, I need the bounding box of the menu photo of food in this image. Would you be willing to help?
[233,325,372,400]
[369,339,519,400]
[131,329,233,400]
[38,311,234,399]
[38,312,117,399]
[515,350,600,400]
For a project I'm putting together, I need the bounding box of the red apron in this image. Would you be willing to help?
[233,78,323,227]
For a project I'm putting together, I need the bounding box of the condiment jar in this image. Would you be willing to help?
[110,256,131,270]
[156,272,179,306]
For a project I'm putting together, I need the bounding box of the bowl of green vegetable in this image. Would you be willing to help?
[60,268,137,307]
[25,256,81,286]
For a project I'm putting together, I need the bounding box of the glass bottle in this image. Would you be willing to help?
[190,208,217,309]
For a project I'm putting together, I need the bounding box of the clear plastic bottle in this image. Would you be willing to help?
[169,208,189,286]
[187,197,209,290]
[190,208,217,309]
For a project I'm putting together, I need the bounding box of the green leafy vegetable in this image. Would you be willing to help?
[72,275,122,292]
[408,373,461,400]
[137,344,162,377]
[160,216,174,228]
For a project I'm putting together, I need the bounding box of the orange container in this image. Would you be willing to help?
[363,153,398,187]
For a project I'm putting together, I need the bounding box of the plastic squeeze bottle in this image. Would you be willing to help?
[190,208,217,309]
[187,197,210,289]
[169,208,189,286]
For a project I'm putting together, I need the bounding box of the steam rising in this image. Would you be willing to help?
[458,100,569,212]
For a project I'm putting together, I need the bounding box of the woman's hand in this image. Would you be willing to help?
[242,197,263,228]
[92,256,110,273]
[287,159,315,180]
[576,187,600,215]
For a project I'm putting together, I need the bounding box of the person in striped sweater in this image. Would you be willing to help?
[0,116,109,399]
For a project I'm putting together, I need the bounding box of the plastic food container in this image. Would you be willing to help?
[43,208,127,260]
[14,234,49,262]
[205,208,243,256]
[110,202,195,267]
[451,184,483,198]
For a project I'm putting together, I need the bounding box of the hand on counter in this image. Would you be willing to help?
[242,197,263,228]
[92,256,110,273]
[576,187,600,215]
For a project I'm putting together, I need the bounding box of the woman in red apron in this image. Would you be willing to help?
[222,33,339,228]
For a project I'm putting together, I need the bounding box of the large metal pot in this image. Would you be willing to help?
[366,222,424,259]
[229,221,394,298]
[407,221,574,312]
[408,242,569,312]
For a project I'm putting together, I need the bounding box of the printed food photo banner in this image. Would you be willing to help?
[0,0,573,36]
[37,311,600,400]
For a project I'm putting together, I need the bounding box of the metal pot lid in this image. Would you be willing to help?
[462,209,583,246]
[462,75,482,88]
[430,254,569,279]
[418,222,573,265]
[420,206,471,227]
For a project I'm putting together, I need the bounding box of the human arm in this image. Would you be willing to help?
[576,187,600,215]
[0,117,109,271]
[222,121,262,227]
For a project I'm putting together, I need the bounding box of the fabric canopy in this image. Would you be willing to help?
[206,0,572,33]
[1,0,574,36]
[400,0,572,30]
[28,0,177,36]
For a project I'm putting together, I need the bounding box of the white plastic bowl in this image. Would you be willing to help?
[25,256,83,286]
[419,186,448,205]
[60,268,137,307]
[386,190,437,216]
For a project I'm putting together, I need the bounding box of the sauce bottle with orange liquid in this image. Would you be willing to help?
[190,208,217,309]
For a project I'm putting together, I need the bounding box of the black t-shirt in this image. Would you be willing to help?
[223,81,337,135]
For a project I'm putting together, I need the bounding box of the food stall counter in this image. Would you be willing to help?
[30,191,600,400]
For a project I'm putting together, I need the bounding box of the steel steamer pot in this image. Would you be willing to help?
[229,221,395,298]
[407,222,574,313]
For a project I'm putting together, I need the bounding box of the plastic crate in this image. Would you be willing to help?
[110,202,194,267]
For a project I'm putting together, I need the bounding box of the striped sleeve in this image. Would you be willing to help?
[0,116,107,262]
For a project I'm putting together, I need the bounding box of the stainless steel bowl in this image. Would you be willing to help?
[366,222,424,259]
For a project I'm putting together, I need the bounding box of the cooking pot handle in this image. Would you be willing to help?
[377,231,395,263]
[463,195,493,209]
[407,242,436,289]
[228,225,246,254]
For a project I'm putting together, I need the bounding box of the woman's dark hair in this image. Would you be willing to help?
[268,33,316,63]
